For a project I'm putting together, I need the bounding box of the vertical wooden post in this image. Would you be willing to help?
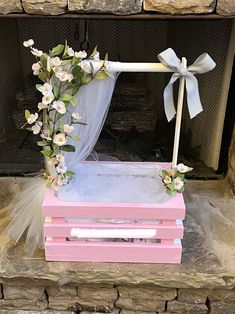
[172,57,187,167]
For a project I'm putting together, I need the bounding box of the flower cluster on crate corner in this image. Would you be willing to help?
[160,163,193,196]
[23,39,113,191]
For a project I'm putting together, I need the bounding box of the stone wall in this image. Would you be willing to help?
[0,0,234,16]
[1,283,235,313]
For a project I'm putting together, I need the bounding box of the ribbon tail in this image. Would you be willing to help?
[186,73,203,119]
[163,74,179,122]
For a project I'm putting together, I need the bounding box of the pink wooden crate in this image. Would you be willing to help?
[43,162,186,264]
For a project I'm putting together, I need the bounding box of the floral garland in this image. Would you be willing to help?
[23,39,113,190]
[160,163,193,196]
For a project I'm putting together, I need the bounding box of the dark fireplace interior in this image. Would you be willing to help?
[0,17,234,178]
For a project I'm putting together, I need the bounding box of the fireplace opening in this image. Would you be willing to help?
[0,17,234,178]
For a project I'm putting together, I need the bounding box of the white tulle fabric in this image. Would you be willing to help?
[58,76,170,204]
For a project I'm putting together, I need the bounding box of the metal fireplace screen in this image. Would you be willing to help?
[0,18,234,174]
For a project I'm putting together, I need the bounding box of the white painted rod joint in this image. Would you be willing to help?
[70,228,157,239]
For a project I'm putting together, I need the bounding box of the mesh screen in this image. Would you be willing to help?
[0,18,234,170]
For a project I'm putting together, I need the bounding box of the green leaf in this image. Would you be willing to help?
[61,60,71,65]
[36,84,42,91]
[37,141,48,146]
[40,54,47,69]
[167,189,177,197]
[72,84,80,96]
[72,65,83,79]
[105,71,115,79]
[65,171,75,177]
[58,121,65,131]
[53,85,59,98]
[167,183,175,191]
[25,110,30,120]
[72,56,79,65]
[41,150,53,157]
[60,94,72,102]
[62,145,76,152]
[161,170,169,177]
[50,44,65,57]
[38,71,48,83]
[69,134,80,142]
[73,121,87,126]
[81,74,92,84]
[95,71,108,80]
[70,97,77,107]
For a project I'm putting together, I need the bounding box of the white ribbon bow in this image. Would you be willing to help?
[158,48,216,122]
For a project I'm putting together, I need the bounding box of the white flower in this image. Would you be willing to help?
[56,153,65,162]
[173,177,184,191]
[56,70,69,82]
[163,176,172,184]
[72,112,81,121]
[67,47,75,56]
[68,73,74,82]
[56,163,67,174]
[52,100,66,114]
[80,61,91,73]
[75,50,87,59]
[53,66,63,74]
[31,47,43,57]
[42,92,54,105]
[31,121,42,134]
[32,62,41,75]
[51,174,68,191]
[47,175,54,183]
[51,57,61,67]
[23,39,34,47]
[92,51,100,61]
[38,83,53,96]
[27,113,38,124]
[47,158,58,165]
[63,124,74,134]
[41,132,52,141]
[38,102,48,110]
[176,163,193,173]
[53,133,67,146]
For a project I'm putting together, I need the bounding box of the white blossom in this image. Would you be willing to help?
[38,83,53,96]
[56,70,69,82]
[32,62,41,75]
[31,47,43,57]
[51,174,68,191]
[173,177,184,191]
[53,66,63,74]
[31,121,42,134]
[42,92,54,105]
[52,100,66,114]
[80,61,91,73]
[68,73,74,82]
[41,132,52,141]
[50,57,61,67]
[53,133,67,146]
[38,102,48,110]
[72,112,82,121]
[63,124,74,134]
[67,47,75,56]
[47,175,54,183]
[163,176,172,184]
[23,39,34,47]
[75,50,87,59]
[176,163,193,173]
[56,163,67,174]
[56,153,65,162]
[27,113,38,125]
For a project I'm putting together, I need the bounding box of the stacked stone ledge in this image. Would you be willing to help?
[0,0,235,16]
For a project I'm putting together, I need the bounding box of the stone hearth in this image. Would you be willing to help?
[0,0,235,16]
[0,177,235,313]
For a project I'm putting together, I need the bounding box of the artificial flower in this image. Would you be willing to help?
[63,124,74,134]
[92,51,100,61]
[41,132,52,141]
[166,168,176,177]
[56,154,65,162]
[53,66,63,74]
[32,62,41,75]
[75,50,87,59]
[68,74,74,82]
[176,163,193,173]
[31,47,43,57]
[38,102,48,110]
[67,47,75,56]
[52,100,66,114]
[31,121,43,134]
[42,93,54,105]
[47,175,54,183]
[27,113,38,124]
[23,39,34,47]
[50,57,61,67]
[163,176,172,184]
[53,133,67,146]
[56,163,67,174]
[56,70,69,82]
[38,83,53,96]
[80,61,92,73]
[173,177,184,191]
[72,112,81,121]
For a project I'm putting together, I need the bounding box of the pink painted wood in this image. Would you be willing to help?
[43,162,186,264]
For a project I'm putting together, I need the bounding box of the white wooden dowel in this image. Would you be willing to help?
[172,57,187,167]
